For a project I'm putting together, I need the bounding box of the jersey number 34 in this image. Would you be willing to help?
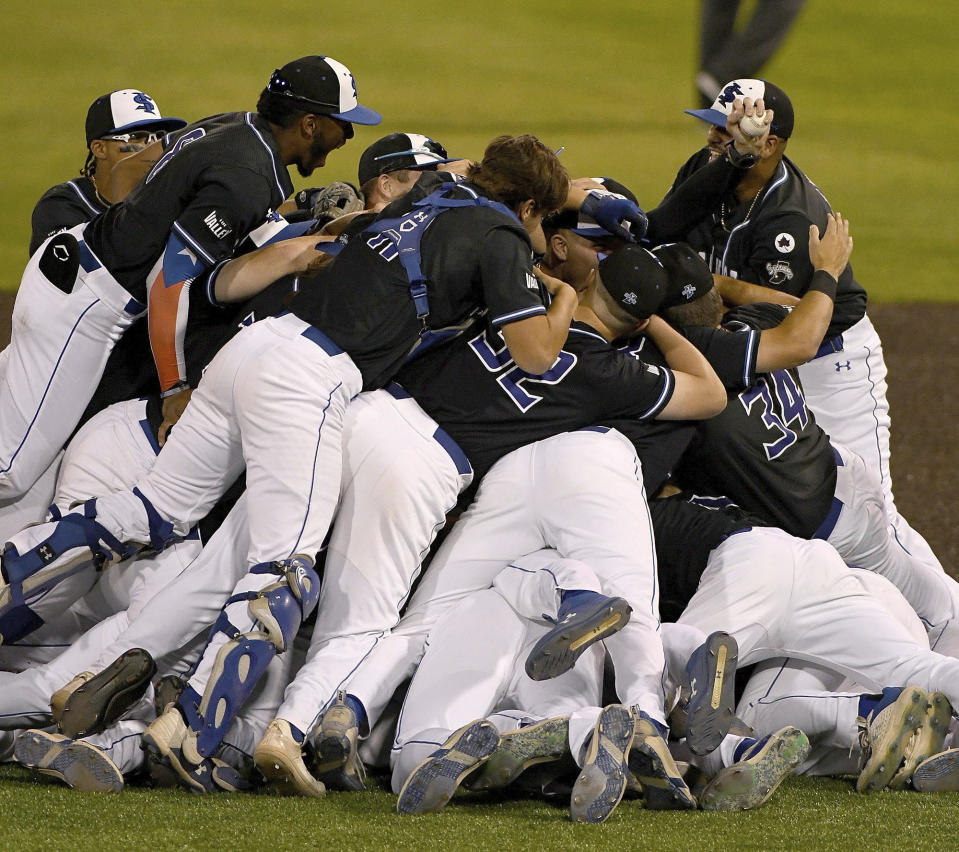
[739,370,809,460]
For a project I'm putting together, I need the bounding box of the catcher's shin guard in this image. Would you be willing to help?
[0,505,135,644]
[180,556,321,759]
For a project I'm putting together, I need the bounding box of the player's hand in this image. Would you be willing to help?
[532,265,578,300]
[726,97,773,156]
[580,190,648,242]
[159,386,193,447]
[809,212,853,279]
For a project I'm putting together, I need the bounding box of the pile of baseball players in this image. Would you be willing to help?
[0,54,957,822]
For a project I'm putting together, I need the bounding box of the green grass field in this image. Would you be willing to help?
[3,2,959,846]
[1,0,956,299]
[3,764,959,852]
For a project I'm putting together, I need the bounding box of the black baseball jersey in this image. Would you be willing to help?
[396,318,675,484]
[673,303,837,537]
[83,112,292,302]
[666,150,866,339]
[290,171,547,391]
[30,177,108,256]
[651,495,762,622]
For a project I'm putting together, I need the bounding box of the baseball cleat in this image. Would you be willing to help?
[570,704,634,823]
[888,691,953,790]
[683,631,739,756]
[912,748,959,792]
[699,726,810,811]
[254,719,326,798]
[525,592,632,682]
[311,691,366,791]
[15,729,124,793]
[58,648,157,739]
[856,685,926,793]
[471,716,570,791]
[152,674,187,717]
[50,671,94,724]
[143,704,220,794]
[628,712,697,810]
[397,719,500,815]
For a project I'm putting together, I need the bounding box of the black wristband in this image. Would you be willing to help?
[806,269,838,300]
[725,141,758,170]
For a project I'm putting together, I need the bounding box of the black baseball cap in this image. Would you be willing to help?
[544,177,638,239]
[264,55,381,125]
[357,132,456,186]
[685,78,794,139]
[85,89,186,145]
[597,245,668,321]
[652,242,715,309]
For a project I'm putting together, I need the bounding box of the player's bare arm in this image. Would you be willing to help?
[213,234,334,303]
[109,140,164,201]
[501,267,578,375]
[645,315,727,419]
[714,274,800,308]
[755,213,853,371]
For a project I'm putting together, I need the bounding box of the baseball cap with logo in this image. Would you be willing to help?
[652,242,715,309]
[85,89,187,146]
[685,78,794,139]
[265,55,381,125]
[544,177,639,239]
[357,132,457,186]
[597,245,668,321]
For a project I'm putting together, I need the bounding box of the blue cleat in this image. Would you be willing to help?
[525,590,631,681]
[570,704,634,823]
[683,631,739,756]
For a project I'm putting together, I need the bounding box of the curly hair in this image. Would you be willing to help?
[467,135,568,215]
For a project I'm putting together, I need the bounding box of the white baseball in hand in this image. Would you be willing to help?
[739,111,769,138]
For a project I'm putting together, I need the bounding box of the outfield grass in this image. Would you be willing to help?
[2,764,959,852]
[0,0,957,300]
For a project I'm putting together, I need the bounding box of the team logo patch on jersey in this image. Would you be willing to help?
[775,233,796,253]
[765,260,793,286]
[203,210,232,240]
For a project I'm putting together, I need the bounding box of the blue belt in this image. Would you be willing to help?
[813,334,844,359]
[386,382,472,476]
[300,325,344,356]
[76,239,144,315]
[813,447,845,540]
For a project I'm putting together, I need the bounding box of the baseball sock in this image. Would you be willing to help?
[345,693,368,735]
[858,686,904,721]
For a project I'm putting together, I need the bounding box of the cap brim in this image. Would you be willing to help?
[111,117,188,134]
[684,108,728,128]
[330,104,382,125]
[569,225,615,240]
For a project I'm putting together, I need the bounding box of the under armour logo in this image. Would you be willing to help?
[194,763,208,775]
[835,360,852,372]
[717,82,745,107]
[132,92,157,114]
[37,543,56,563]
[623,291,638,305]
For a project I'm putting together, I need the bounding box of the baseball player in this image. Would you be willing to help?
[0,55,380,506]
[650,494,959,795]
[5,134,582,773]
[671,78,941,577]
[655,240,959,654]
[30,90,187,255]
[0,91,185,541]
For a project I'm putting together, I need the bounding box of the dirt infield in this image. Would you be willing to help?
[1,296,954,574]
